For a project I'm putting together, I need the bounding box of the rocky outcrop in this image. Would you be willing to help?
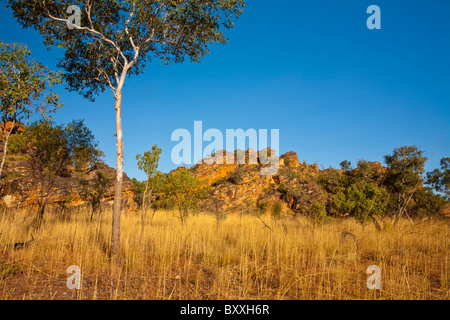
[1,157,136,214]
[0,121,137,213]
[0,121,25,135]
[191,150,323,214]
[280,151,300,168]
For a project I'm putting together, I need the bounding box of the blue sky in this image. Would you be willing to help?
[1,0,449,181]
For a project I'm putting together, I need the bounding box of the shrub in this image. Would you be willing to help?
[228,166,244,185]
[413,187,447,217]
[271,202,283,219]
[334,182,388,224]
[258,202,269,215]
[310,202,329,225]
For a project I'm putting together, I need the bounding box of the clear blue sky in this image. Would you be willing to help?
[1,0,449,181]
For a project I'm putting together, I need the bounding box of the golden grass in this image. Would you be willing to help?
[0,208,448,300]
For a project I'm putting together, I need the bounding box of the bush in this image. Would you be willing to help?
[413,187,447,217]
[271,202,283,219]
[334,182,388,224]
[258,202,269,215]
[228,167,244,185]
[310,202,329,224]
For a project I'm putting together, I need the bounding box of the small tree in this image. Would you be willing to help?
[0,41,62,177]
[271,202,283,220]
[10,119,102,229]
[136,145,162,231]
[65,119,103,171]
[228,166,244,185]
[10,121,70,229]
[310,202,329,225]
[383,145,427,224]
[339,160,352,172]
[131,178,145,207]
[426,157,450,201]
[334,182,388,227]
[160,168,207,224]
[257,201,269,216]
[80,171,111,221]
[412,186,447,217]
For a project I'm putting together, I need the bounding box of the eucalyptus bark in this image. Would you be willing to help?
[111,92,123,261]
[0,120,15,177]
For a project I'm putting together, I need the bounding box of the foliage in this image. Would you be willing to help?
[136,145,163,229]
[280,180,327,216]
[7,0,246,100]
[80,171,111,216]
[65,119,103,171]
[334,182,388,223]
[257,201,269,215]
[316,168,348,195]
[0,41,62,121]
[7,0,245,258]
[348,159,384,186]
[271,202,283,219]
[383,145,427,219]
[228,166,244,185]
[310,202,329,225]
[9,120,71,184]
[412,187,447,217]
[340,160,352,172]
[426,157,450,201]
[9,119,102,228]
[136,145,162,180]
[9,120,71,228]
[136,145,162,206]
[160,168,208,224]
[131,178,145,207]
[0,41,63,176]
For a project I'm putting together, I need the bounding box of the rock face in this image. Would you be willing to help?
[280,151,300,168]
[1,157,137,213]
[0,122,136,213]
[444,204,450,219]
[191,150,323,214]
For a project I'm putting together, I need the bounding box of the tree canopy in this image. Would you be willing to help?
[6,0,245,100]
[0,41,63,176]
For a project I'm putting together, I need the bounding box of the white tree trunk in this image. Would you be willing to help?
[111,92,124,261]
[0,120,16,177]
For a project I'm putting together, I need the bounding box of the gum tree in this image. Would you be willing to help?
[160,168,208,225]
[427,157,450,201]
[383,145,427,224]
[10,119,101,229]
[0,41,62,177]
[136,144,161,231]
[6,0,245,260]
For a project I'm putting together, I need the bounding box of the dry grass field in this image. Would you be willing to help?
[0,208,448,300]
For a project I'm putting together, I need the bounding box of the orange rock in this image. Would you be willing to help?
[280,151,299,168]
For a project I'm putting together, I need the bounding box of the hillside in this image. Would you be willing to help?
[0,122,136,213]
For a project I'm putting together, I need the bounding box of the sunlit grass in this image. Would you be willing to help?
[0,208,448,300]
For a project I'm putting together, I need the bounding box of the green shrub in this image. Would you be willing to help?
[310,202,329,224]
[271,202,283,219]
[334,182,388,224]
[258,202,269,215]
[228,167,244,185]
